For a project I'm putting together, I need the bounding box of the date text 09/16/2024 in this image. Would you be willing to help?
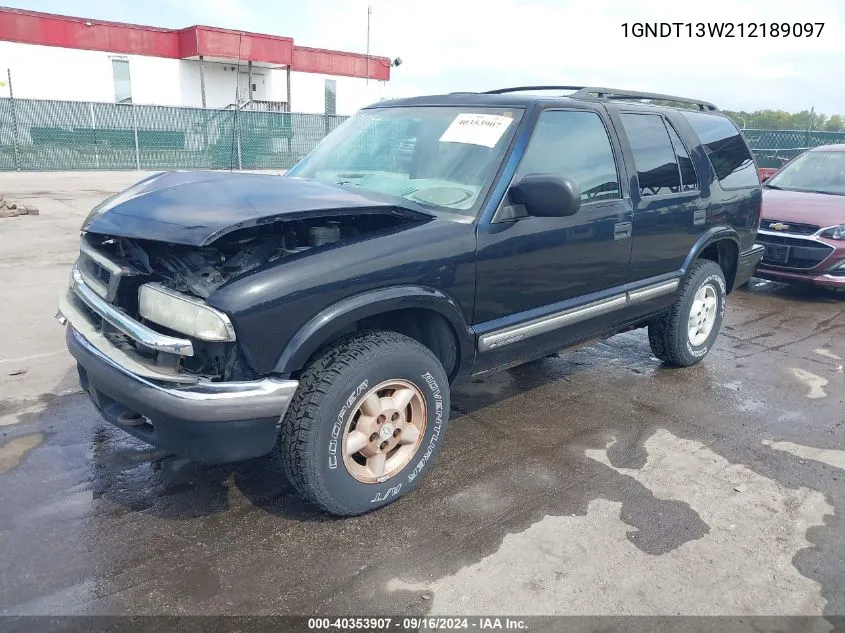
[622,22,825,38]
[307,617,529,630]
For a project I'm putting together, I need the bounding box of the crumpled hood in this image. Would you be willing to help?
[762,188,845,227]
[82,171,420,246]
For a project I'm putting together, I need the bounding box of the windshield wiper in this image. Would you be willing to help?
[806,189,845,196]
[763,184,783,190]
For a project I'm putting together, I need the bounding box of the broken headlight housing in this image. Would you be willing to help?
[138,283,235,342]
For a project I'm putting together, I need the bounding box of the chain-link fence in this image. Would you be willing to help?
[742,128,845,168]
[3,97,845,172]
[0,97,348,171]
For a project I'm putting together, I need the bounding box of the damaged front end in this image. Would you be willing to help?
[61,209,424,384]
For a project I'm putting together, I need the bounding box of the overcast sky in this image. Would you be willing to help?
[6,0,845,113]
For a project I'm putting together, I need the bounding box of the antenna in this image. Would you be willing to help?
[366,0,373,85]
[230,33,244,171]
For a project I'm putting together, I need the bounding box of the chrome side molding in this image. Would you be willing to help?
[478,278,679,352]
[628,279,679,304]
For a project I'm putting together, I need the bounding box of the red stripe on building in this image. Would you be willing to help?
[293,46,390,81]
[0,7,390,79]
[189,26,293,66]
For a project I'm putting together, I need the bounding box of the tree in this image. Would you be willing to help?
[824,115,844,132]
[721,109,844,130]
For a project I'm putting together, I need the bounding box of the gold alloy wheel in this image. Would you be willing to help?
[341,379,427,483]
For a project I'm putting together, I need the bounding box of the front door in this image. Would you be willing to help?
[238,72,266,103]
[474,107,634,372]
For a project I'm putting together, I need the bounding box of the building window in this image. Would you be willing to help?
[325,79,337,115]
[111,58,132,104]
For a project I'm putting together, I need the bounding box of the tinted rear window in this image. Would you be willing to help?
[682,111,758,189]
[620,113,680,196]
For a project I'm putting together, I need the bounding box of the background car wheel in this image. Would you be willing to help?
[279,330,450,516]
[648,260,726,367]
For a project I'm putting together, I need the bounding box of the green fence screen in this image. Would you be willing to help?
[3,97,845,172]
[0,97,348,171]
[742,128,845,168]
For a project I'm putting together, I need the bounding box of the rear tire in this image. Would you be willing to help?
[648,260,726,367]
[279,330,450,516]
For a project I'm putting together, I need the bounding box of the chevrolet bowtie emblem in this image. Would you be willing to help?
[769,222,790,231]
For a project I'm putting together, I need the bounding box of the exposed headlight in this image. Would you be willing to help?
[138,283,235,341]
[821,224,845,240]
[827,260,845,275]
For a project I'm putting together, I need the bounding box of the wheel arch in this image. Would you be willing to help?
[273,286,475,382]
[682,227,740,292]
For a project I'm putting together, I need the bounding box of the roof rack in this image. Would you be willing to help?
[483,86,586,95]
[482,85,718,111]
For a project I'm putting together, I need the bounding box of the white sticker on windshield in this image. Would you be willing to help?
[439,113,513,148]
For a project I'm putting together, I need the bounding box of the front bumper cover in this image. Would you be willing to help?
[66,326,298,462]
[59,253,298,462]
[753,266,845,288]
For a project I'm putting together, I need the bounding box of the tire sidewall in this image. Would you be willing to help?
[312,346,449,514]
[682,265,726,363]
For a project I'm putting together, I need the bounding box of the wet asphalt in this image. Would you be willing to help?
[0,174,843,619]
[1,280,842,618]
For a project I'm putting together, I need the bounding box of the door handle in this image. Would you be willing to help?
[614,221,633,240]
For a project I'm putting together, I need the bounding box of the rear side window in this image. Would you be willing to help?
[665,122,697,190]
[516,110,620,202]
[620,113,681,196]
[682,111,758,189]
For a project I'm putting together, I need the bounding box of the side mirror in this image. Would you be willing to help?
[510,174,581,218]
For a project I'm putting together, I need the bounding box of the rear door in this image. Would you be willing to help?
[612,110,703,284]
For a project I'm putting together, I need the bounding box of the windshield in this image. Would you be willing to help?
[766,150,845,195]
[287,106,524,216]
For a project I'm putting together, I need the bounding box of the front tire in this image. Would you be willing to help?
[648,260,726,367]
[279,330,450,516]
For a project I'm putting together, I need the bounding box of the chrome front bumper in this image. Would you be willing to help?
[58,264,299,461]
[69,325,298,408]
[68,265,194,356]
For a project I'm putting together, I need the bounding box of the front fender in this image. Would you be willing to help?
[273,285,476,378]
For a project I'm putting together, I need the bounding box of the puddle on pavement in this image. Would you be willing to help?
[0,432,45,473]
[764,440,845,470]
[388,429,832,616]
[790,368,829,399]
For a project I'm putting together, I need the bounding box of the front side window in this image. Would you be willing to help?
[516,110,620,202]
[288,106,523,216]
[682,111,758,189]
[620,113,680,196]
[111,58,132,104]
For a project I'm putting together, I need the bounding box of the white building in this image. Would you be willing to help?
[0,7,392,115]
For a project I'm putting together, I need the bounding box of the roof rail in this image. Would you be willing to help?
[482,86,586,95]
[571,87,718,111]
[482,85,718,111]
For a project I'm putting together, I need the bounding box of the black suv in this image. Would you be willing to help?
[58,86,764,515]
